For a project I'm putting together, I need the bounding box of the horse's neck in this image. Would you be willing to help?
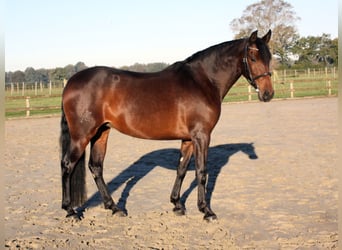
[188,43,244,100]
[212,63,242,100]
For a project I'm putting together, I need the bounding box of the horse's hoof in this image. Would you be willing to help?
[173,207,186,216]
[66,210,83,221]
[204,213,217,222]
[112,209,127,217]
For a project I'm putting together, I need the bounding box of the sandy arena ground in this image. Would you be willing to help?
[4,97,338,249]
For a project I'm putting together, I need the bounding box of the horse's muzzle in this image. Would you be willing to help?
[259,90,274,102]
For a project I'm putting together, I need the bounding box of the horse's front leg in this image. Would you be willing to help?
[170,140,193,215]
[192,130,217,221]
[89,127,126,217]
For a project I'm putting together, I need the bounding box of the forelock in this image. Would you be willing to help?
[255,38,271,64]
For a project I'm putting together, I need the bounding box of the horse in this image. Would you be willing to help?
[60,30,273,221]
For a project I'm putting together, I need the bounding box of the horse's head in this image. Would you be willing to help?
[243,30,274,102]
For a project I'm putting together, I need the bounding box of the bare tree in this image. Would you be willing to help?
[230,0,300,64]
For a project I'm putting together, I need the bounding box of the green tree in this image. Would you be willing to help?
[49,67,66,84]
[24,67,37,83]
[36,68,49,84]
[5,71,13,84]
[121,62,169,72]
[74,61,87,72]
[145,62,169,72]
[290,34,338,68]
[64,64,77,79]
[11,70,25,83]
[230,0,300,64]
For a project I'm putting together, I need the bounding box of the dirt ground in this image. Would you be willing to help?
[4,97,338,249]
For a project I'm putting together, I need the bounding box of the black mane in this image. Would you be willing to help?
[184,37,271,65]
[165,36,271,74]
[184,39,243,63]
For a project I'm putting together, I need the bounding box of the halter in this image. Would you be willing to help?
[243,42,272,92]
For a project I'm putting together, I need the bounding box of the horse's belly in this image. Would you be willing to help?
[109,112,190,140]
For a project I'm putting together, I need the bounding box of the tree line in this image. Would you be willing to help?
[5,62,170,85]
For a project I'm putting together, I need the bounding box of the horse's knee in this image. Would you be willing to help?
[88,163,103,178]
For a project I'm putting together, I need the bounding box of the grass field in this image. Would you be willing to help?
[5,67,338,118]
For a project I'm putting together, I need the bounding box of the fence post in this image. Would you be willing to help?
[26,96,30,117]
[248,85,252,101]
[11,82,14,96]
[49,81,52,96]
[328,80,331,96]
[333,67,336,78]
[290,81,294,98]
[22,82,25,96]
[35,82,37,96]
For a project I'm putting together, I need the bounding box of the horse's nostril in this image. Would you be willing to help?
[262,90,273,102]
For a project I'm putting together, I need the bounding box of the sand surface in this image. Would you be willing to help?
[4,98,338,249]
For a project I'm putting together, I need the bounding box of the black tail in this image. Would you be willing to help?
[60,105,87,207]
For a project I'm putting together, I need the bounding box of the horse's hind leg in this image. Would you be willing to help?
[170,140,193,215]
[88,126,126,216]
[61,139,88,217]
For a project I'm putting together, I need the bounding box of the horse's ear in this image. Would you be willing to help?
[262,30,272,44]
[249,30,258,43]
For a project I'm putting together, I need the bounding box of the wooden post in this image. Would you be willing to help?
[290,81,294,98]
[40,81,43,92]
[11,82,14,96]
[35,82,37,96]
[248,85,252,101]
[49,81,52,96]
[333,67,336,78]
[328,80,331,96]
[22,82,25,96]
[26,96,30,117]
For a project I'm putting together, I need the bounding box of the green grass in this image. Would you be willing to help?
[5,95,62,118]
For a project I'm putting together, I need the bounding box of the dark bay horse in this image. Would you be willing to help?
[60,30,273,221]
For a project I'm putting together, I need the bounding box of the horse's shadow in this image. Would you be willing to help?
[78,143,258,215]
